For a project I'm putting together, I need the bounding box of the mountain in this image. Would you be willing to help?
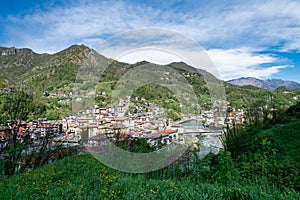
[0,45,108,91]
[1,45,300,120]
[227,77,300,90]
[0,45,220,99]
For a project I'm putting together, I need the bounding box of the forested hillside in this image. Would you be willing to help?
[1,45,299,122]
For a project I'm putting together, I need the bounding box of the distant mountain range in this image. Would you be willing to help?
[227,77,300,90]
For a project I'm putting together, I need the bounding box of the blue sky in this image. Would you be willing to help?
[1,0,300,82]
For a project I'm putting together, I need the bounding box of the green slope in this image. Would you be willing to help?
[0,153,298,200]
[220,119,300,191]
[1,45,300,120]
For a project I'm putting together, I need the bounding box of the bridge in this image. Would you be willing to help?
[173,117,223,151]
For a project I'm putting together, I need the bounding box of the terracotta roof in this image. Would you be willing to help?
[120,131,140,138]
[147,129,177,139]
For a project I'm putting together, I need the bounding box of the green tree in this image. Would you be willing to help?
[3,91,35,121]
[0,91,65,178]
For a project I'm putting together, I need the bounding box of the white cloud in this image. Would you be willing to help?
[96,30,286,81]
[116,48,185,64]
[107,47,288,81]
[4,0,300,52]
[1,0,298,80]
[206,48,288,80]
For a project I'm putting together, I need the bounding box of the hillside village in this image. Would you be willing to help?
[0,90,248,157]
[1,1,300,198]
[0,45,290,172]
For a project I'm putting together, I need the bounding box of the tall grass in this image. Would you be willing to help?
[0,153,298,200]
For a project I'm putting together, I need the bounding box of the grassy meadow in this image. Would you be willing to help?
[0,152,299,200]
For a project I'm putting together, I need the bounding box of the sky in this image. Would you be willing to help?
[0,0,300,82]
